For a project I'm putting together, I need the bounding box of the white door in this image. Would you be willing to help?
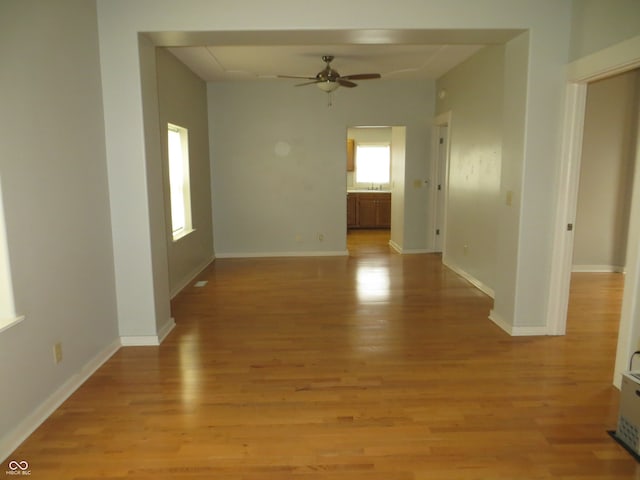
[434,125,448,252]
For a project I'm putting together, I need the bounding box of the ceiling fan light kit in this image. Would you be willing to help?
[278,55,381,105]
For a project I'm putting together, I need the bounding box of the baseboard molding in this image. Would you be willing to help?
[572,264,625,273]
[388,240,402,253]
[489,310,549,336]
[388,240,434,255]
[215,250,349,258]
[443,261,495,298]
[170,256,215,299]
[0,338,121,463]
[120,317,175,346]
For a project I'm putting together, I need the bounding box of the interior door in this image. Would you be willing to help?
[434,125,448,252]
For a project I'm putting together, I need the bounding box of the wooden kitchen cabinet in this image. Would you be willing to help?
[347,139,355,172]
[347,192,391,229]
[346,193,357,228]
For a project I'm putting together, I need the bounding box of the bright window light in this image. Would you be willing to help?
[167,124,192,240]
[0,175,23,333]
[355,144,391,186]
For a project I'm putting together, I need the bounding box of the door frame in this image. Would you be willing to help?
[546,36,640,387]
[430,111,452,254]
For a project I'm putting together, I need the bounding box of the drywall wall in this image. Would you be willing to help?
[156,48,214,295]
[570,0,640,61]
[207,80,433,256]
[573,70,640,272]
[436,45,505,295]
[96,0,572,339]
[0,0,118,457]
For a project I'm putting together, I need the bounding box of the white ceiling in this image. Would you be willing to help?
[155,29,524,83]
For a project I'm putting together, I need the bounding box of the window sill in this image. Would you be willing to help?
[172,228,196,243]
[0,315,25,334]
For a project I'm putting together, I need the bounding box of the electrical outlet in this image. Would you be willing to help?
[318,233,324,242]
[53,342,63,364]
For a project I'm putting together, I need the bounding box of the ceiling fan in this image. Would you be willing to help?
[278,55,381,98]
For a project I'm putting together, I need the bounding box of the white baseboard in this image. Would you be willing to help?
[489,310,549,336]
[0,338,121,463]
[388,240,434,254]
[215,250,349,258]
[443,261,495,298]
[120,317,175,346]
[170,256,215,299]
[389,240,402,253]
[571,264,625,273]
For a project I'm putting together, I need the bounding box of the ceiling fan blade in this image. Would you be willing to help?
[338,79,357,88]
[295,80,322,87]
[278,75,317,80]
[341,73,381,80]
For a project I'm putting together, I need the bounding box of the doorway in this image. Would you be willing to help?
[547,40,640,388]
[567,70,639,364]
[346,126,406,254]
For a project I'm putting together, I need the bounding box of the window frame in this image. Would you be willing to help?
[167,123,194,241]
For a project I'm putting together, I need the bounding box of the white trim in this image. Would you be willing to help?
[443,260,495,299]
[388,240,433,255]
[0,339,121,463]
[546,83,587,336]
[571,265,625,273]
[120,318,175,346]
[170,256,215,299]
[215,250,349,259]
[388,240,402,253]
[157,317,176,343]
[566,36,640,84]
[0,315,24,334]
[489,310,549,336]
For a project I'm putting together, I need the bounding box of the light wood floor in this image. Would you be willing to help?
[9,230,636,479]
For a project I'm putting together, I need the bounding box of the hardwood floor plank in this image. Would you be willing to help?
[7,231,636,478]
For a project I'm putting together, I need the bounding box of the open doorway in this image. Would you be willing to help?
[346,126,406,254]
[547,42,640,388]
[567,69,639,356]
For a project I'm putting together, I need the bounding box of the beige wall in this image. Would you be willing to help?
[207,79,434,256]
[570,0,640,61]
[0,0,118,457]
[573,69,640,271]
[436,45,505,295]
[156,48,214,296]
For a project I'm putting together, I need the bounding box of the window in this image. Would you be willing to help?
[167,123,193,240]
[0,177,23,333]
[355,143,391,188]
